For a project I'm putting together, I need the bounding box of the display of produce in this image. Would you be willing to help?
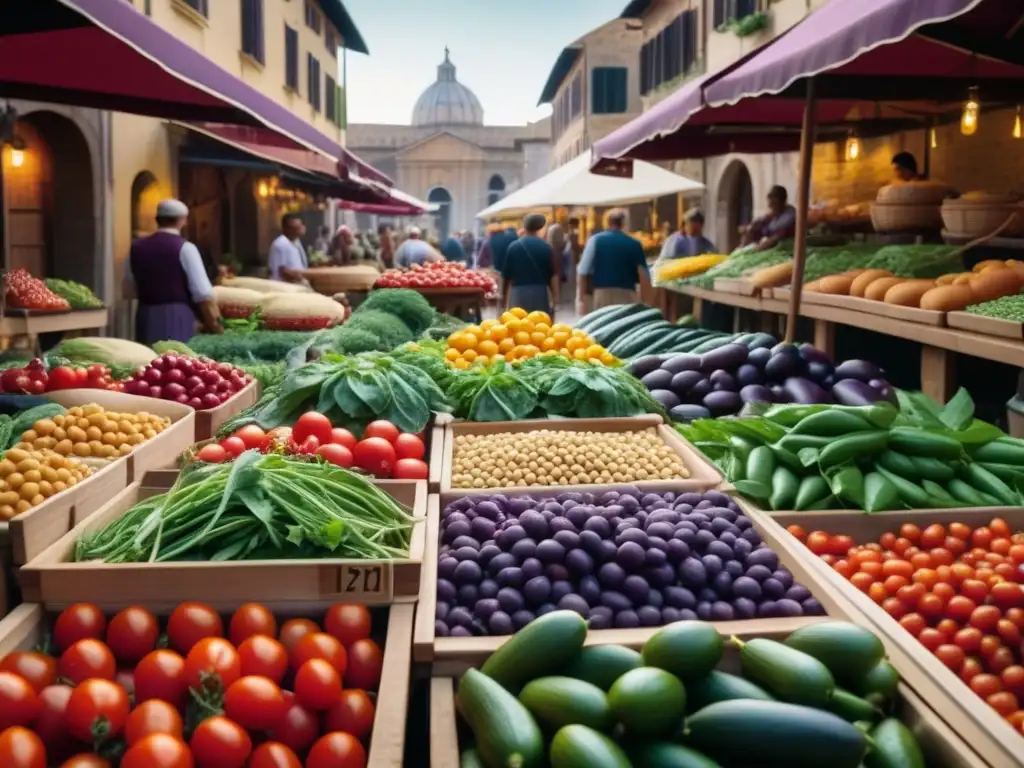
[17,404,169,461]
[355,288,437,337]
[187,331,316,364]
[653,253,728,283]
[453,614,922,767]
[50,338,159,370]
[678,246,793,289]
[74,452,417,563]
[0,600,382,766]
[446,309,615,368]
[0,446,91,520]
[212,285,263,319]
[435,488,825,638]
[629,340,895,420]
[450,428,690,489]
[374,261,496,292]
[199,416,428,480]
[965,289,1024,320]
[789,516,1024,733]
[122,354,253,410]
[43,279,104,310]
[681,389,1022,512]
[4,268,70,311]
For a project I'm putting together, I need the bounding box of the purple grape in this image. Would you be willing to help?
[614,610,640,628]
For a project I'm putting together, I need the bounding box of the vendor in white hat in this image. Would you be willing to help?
[122,199,223,344]
[394,226,444,268]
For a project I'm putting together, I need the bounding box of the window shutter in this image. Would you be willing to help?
[284,26,298,90]
[713,0,726,27]
[326,74,336,122]
[613,68,627,113]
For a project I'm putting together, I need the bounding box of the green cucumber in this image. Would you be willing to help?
[865,718,926,768]
[876,449,921,478]
[641,621,723,681]
[591,308,663,346]
[684,699,869,768]
[969,437,1024,466]
[562,645,642,691]
[686,670,774,712]
[733,637,834,706]
[670,332,726,353]
[460,748,485,768]
[921,479,961,507]
[619,326,681,358]
[964,462,1019,505]
[850,660,900,703]
[768,464,799,510]
[479,610,587,691]
[783,621,885,684]
[979,461,1024,484]
[457,668,544,768]
[634,329,706,357]
[818,430,889,469]
[628,742,722,768]
[577,303,639,332]
[549,725,630,768]
[745,332,778,349]
[908,456,955,482]
[745,445,776,488]
[888,427,964,461]
[690,335,739,354]
[826,688,884,723]
[608,667,686,738]
[518,676,611,731]
[608,321,673,356]
[946,478,990,506]
[794,475,831,511]
[790,409,874,437]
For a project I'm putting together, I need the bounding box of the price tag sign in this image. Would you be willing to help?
[336,563,393,603]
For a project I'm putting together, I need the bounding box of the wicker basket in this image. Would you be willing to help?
[941,192,1024,238]
[876,180,954,205]
[302,266,380,295]
[870,202,944,232]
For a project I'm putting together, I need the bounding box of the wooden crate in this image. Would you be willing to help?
[786,289,947,326]
[19,473,428,609]
[428,422,445,495]
[427,627,987,768]
[0,391,194,566]
[193,379,261,442]
[0,600,412,768]
[440,415,722,498]
[752,505,1024,767]
[947,311,1024,340]
[414,488,855,670]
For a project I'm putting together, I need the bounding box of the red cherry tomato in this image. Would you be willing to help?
[238,635,289,683]
[248,742,301,768]
[352,437,397,477]
[330,428,357,450]
[196,444,227,464]
[120,733,193,768]
[58,639,116,684]
[0,726,45,768]
[64,678,130,743]
[224,675,289,731]
[167,602,223,654]
[53,603,106,651]
[124,699,183,746]
[134,649,188,709]
[184,638,241,694]
[234,425,268,451]
[324,604,372,647]
[324,689,375,741]
[190,715,251,768]
[363,420,400,444]
[0,672,41,730]
[393,433,425,460]
[278,619,319,652]
[294,659,342,710]
[393,458,428,480]
[0,652,56,693]
[220,437,247,458]
[316,443,354,468]
[345,638,383,690]
[291,633,347,674]
[228,603,277,646]
[106,606,160,663]
[306,732,367,768]
[293,412,333,445]
[269,693,320,753]
[34,684,75,757]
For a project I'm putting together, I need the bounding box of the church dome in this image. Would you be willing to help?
[412,48,484,127]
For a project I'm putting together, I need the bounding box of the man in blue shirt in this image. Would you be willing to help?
[441,231,469,264]
[576,209,651,314]
[659,208,717,260]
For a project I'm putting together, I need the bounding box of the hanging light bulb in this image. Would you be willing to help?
[9,148,23,168]
[844,132,860,161]
[257,180,269,198]
[960,87,979,136]
[1014,106,1022,139]
[930,127,938,149]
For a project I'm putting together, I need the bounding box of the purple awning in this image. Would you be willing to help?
[0,0,392,186]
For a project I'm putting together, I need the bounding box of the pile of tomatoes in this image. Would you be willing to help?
[374,262,496,293]
[4,269,70,312]
[790,517,1024,732]
[0,361,117,395]
[0,600,383,767]
[197,415,429,480]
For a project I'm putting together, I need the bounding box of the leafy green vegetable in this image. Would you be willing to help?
[188,331,317,362]
[343,309,414,349]
[44,279,104,309]
[153,340,196,357]
[446,362,538,422]
[358,289,437,336]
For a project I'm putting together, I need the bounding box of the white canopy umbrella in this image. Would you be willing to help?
[476,153,704,219]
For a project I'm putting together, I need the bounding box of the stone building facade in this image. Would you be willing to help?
[346,50,550,238]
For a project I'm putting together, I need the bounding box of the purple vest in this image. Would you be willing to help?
[130,231,192,306]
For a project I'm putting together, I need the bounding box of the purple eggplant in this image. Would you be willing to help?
[783,376,833,404]
[670,370,704,398]
[641,369,673,390]
[833,359,882,383]
[739,384,774,404]
[699,344,748,373]
[832,378,883,405]
[661,354,702,375]
[650,389,682,410]
[703,390,743,416]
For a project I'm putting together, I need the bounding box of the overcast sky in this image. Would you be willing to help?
[339,0,626,125]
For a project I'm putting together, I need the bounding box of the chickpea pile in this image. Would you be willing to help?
[452,428,691,489]
[0,447,91,519]
[20,404,170,461]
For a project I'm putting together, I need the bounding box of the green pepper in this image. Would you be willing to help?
[728,434,760,462]
[790,409,875,437]
[818,431,890,470]
[964,463,1019,506]
[774,433,832,455]
[875,449,920,479]
[888,427,964,461]
[827,464,865,508]
[874,465,930,508]
[863,472,900,513]
[977,462,1024,485]
[794,475,832,511]
[907,456,956,482]
[945,478,991,506]
[769,465,800,511]
[921,480,961,508]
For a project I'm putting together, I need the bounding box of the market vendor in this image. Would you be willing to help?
[378,223,395,268]
[659,208,717,261]
[502,213,557,315]
[576,209,651,314]
[442,230,469,264]
[741,185,797,251]
[122,199,223,345]
[269,213,309,282]
[892,151,925,182]
[395,226,444,267]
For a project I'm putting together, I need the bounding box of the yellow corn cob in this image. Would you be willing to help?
[655,254,728,283]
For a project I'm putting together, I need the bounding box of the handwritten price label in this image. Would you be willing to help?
[336,563,393,603]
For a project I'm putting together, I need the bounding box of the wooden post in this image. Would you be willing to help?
[921,345,955,404]
[784,79,817,343]
[813,319,836,360]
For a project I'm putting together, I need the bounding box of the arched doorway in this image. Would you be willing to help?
[428,186,452,240]
[130,171,161,241]
[487,174,505,207]
[716,160,754,252]
[3,111,96,287]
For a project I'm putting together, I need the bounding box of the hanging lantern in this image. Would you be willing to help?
[960,87,980,136]
[929,127,938,149]
[844,132,860,161]
[1013,106,1022,140]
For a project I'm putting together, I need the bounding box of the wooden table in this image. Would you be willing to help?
[668,285,1024,403]
[1,309,109,355]
[412,287,485,321]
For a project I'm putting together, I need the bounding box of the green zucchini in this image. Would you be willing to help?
[628,742,722,768]
[745,332,778,349]
[667,332,724,353]
[608,667,686,738]
[908,456,955,482]
[549,725,631,768]
[921,479,961,507]
[460,748,485,768]
[964,462,1019,505]
[633,328,707,357]
[978,461,1024,484]
[607,320,673,356]
[690,335,740,354]
[685,699,869,768]
[968,437,1024,466]
[874,465,931,508]
[734,637,835,706]
[849,660,900,703]
[686,670,774,713]
[562,645,642,691]
[946,478,991,506]
[865,718,926,768]
[518,676,611,731]
[888,427,964,461]
[577,303,639,332]
[826,688,884,723]
[876,449,921,478]
[790,409,874,437]
[641,621,723,681]
[783,621,885,684]
[457,668,544,768]
[732,333,756,346]
[479,610,587,691]
[591,308,663,346]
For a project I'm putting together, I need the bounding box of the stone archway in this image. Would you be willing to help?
[716,159,754,252]
[130,171,161,241]
[4,111,96,287]
[428,186,453,240]
[487,174,505,207]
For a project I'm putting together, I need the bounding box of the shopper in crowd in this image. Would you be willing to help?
[269,213,310,282]
[576,209,650,314]
[395,226,444,267]
[441,230,469,264]
[122,199,222,344]
[313,225,332,254]
[330,224,355,265]
[741,185,797,252]
[378,223,395,268]
[892,151,925,182]
[461,230,476,265]
[659,208,717,262]
[502,213,557,315]
[477,219,516,271]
